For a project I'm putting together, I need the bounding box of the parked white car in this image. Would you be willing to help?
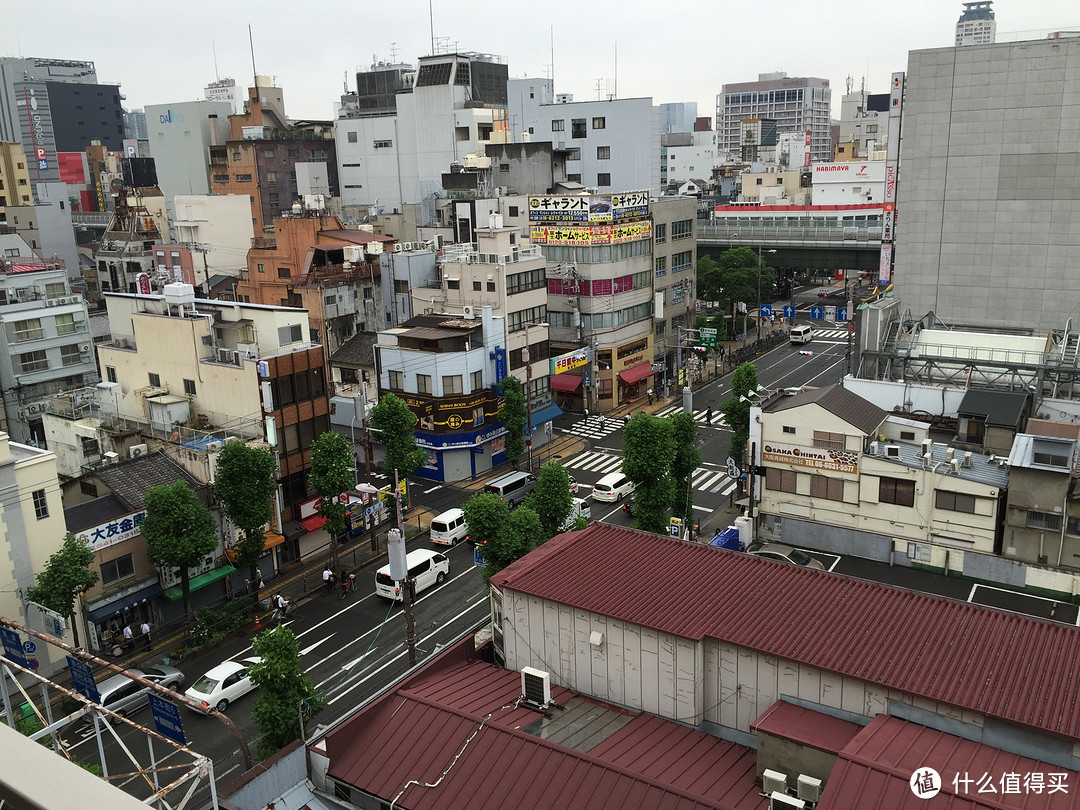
[184,656,261,713]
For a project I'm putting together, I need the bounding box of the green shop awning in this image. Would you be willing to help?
[162,565,236,601]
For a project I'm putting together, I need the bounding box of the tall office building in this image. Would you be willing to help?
[895,37,1080,332]
[716,73,832,164]
[956,2,996,46]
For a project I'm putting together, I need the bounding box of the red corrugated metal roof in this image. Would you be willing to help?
[323,642,767,810]
[750,700,862,754]
[819,715,1080,809]
[494,523,1080,742]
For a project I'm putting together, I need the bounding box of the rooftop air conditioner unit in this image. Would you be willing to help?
[367,241,384,255]
[206,440,223,452]
[769,793,805,810]
[950,458,961,474]
[867,441,878,456]
[79,343,91,353]
[762,770,788,796]
[923,453,932,469]
[945,447,955,462]
[63,296,80,305]
[922,438,933,455]
[45,298,59,307]
[462,305,475,320]
[796,775,823,803]
[129,443,148,458]
[392,243,403,253]
[343,245,363,263]
[103,451,119,463]
[223,435,241,444]
[963,451,973,468]
[520,666,553,708]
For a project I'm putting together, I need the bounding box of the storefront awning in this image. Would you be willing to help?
[282,520,307,539]
[618,361,655,385]
[530,402,564,432]
[300,514,327,533]
[550,373,583,392]
[162,565,236,602]
[87,579,164,624]
[224,532,285,563]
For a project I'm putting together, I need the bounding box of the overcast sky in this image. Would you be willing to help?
[3,0,1077,122]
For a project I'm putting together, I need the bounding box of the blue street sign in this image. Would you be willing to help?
[837,308,849,322]
[148,694,185,745]
[22,641,35,654]
[0,627,26,667]
[26,658,38,670]
[810,306,824,320]
[584,372,591,387]
[66,656,100,704]
[782,305,796,318]
[473,546,485,567]
[759,304,773,318]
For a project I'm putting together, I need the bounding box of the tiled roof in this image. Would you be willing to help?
[494,523,1080,742]
[762,384,887,435]
[819,715,1080,809]
[64,494,129,533]
[95,450,204,510]
[330,331,378,367]
[324,640,766,810]
[958,388,1030,428]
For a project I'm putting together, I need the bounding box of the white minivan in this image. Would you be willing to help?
[789,324,813,345]
[429,508,468,545]
[560,497,592,530]
[375,549,450,601]
[592,472,636,502]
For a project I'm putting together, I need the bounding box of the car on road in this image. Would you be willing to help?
[745,542,825,570]
[375,548,450,600]
[97,664,185,724]
[569,475,579,495]
[184,657,261,713]
[592,471,635,502]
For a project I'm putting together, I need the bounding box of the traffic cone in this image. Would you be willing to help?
[253,612,262,631]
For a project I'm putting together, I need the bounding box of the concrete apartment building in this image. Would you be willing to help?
[144,100,232,205]
[716,73,832,165]
[659,129,717,189]
[6,181,80,282]
[894,36,1080,333]
[171,193,254,280]
[837,89,890,159]
[0,140,32,222]
[649,197,698,379]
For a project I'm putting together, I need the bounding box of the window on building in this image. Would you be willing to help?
[508,205,519,217]
[571,119,586,139]
[471,370,483,391]
[499,163,510,172]
[508,306,547,333]
[213,174,228,183]
[935,490,976,513]
[80,479,98,497]
[866,124,878,134]
[106,366,117,383]
[671,250,693,272]
[567,173,581,183]
[1026,510,1062,531]
[100,553,135,585]
[597,146,610,160]
[472,405,484,427]
[473,280,482,291]
[566,148,581,161]
[507,267,545,295]
[597,173,611,187]
[782,426,796,434]
[813,430,845,451]
[18,351,47,373]
[277,267,291,278]
[45,282,66,298]
[755,178,763,186]
[765,467,798,494]
[394,280,409,294]
[654,223,667,244]
[81,436,99,456]
[54,313,76,335]
[266,171,277,185]
[148,372,161,387]
[60,344,81,366]
[552,120,564,131]
[268,192,279,205]
[347,131,358,143]
[12,318,43,342]
[592,117,606,129]
[443,375,463,395]
[232,152,242,161]
[183,378,196,397]
[32,489,48,519]
[447,279,460,290]
[236,173,253,182]
[810,474,845,502]
[654,256,667,276]
[487,281,496,292]
[417,374,432,395]
[879,476,915,507]
[388,370,403,390]
[671,219,693,240]
[373,139,392,148]
[1067,516,1080,536]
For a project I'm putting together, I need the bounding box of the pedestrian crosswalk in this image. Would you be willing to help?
[563,451,739,496]
[558,416,624,440]
[653,404,729,428]
[813,328,850,340]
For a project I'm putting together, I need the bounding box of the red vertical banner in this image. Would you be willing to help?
[804,130,812,166]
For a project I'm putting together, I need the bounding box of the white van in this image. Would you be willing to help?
[592,472,636,502]
[789,324,813,345]
[374,549,450,601]
[560,497,592,531]
[484,471,537,509]
[429,508,467,545]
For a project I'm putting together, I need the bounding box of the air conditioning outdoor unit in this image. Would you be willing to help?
[963,451,973,468]
[762,770,788,796]
[950,458,961,474]
[45,298,59,307]
[769,793,805,809]
[366,241,384,255]
[392,243,403,253]
[206,440,223,452]
[867,442,878,456]
[79,343,91,353]
[462,305,475,320]
[796,775,822,803]
[520,667,553,708]
[343,245,363,263]
[63,296,80,305]
[129,443,148,458]
[103,451,119,464]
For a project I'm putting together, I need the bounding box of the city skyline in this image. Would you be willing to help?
[3,0,1076,124]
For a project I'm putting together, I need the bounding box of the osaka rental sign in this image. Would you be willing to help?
[762,441,858,475]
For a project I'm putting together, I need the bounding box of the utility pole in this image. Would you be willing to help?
[845,279,855,378]
[394,469,416,666]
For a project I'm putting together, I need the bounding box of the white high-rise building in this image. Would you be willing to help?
[716,73,832,164]
[955,1,996,46]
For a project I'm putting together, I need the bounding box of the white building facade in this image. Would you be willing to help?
[145,100,232,206]
[172,193,255,278]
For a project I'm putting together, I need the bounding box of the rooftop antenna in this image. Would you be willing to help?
[428,0,435,55]
[614,41,618,99]
[213,41,220,81]
[248,24,257,99]
[550,26,555,93]
[390,41,399,63]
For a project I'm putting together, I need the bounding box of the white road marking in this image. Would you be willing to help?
[298,634,334,656]
[422,485,442,494]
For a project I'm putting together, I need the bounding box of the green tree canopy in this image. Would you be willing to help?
[25,532,98,647]
[700,248,777,339]
[527,461,574,538]
[497,376,527,466]
[481,505,543,582]
[141,481,218,619]
[719,362,760,463]
[249,627,326,759]
[370,393,426,481]
[462,492,509,549]
[213,441,278,580]
[669,413,702,528]
[622,413,676,534]
[308,431,353,563]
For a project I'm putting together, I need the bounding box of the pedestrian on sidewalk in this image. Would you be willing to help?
[140,620,151,650]
[598,413,606,430]
[323,565,335,593]
[647,387,654,405]
[623,413,631,426]
[583,407,590,423]
[122,623,133,653]
[705,406,713,426]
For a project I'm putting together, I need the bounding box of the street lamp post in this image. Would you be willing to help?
[522,321,549,471]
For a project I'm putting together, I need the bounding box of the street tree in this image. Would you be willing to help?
[141,481,218,620]
[498,375,527,467]
[481,505,543,582]
[622,413,676,534]
[719,362,760,463]
[462,492,509,549]
[700,248,777,339]
[370,393,426,523]
[24,533,98,647]
[527,461,574,538]
[213,441,278,581]
[308,431,353,566]
[669,413,702,529]
[249,626,326,759]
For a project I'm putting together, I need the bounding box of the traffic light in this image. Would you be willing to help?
[691,345,707,354]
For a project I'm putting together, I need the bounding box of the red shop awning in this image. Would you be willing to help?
[549,373,583,392]
[618,361,655,385]
[299,514,327,533]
